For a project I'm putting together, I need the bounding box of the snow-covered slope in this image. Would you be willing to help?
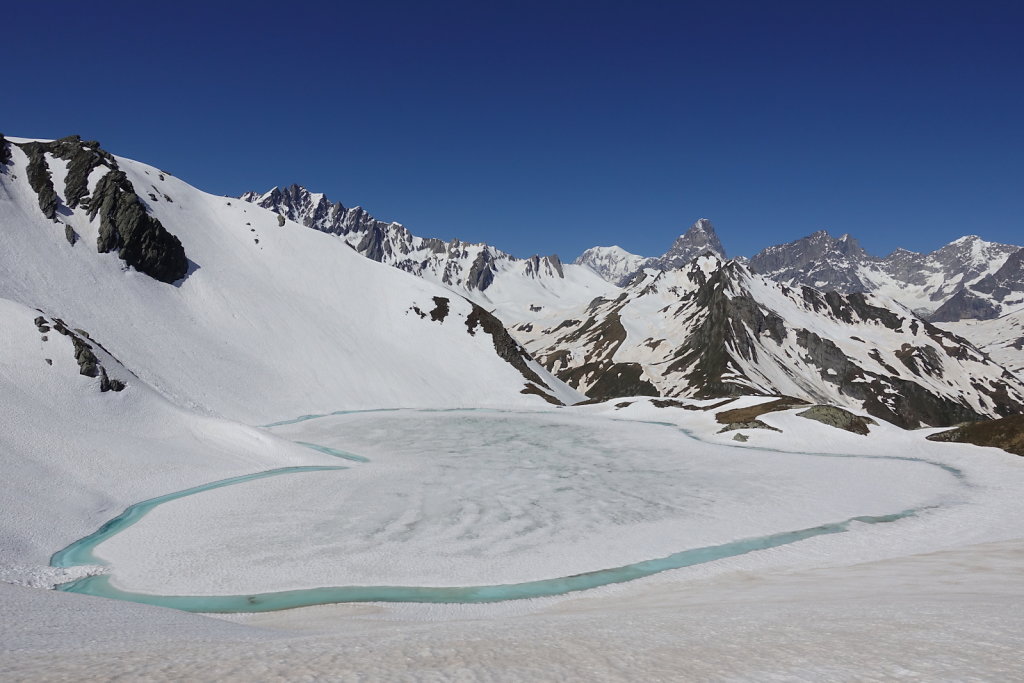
[940,307,1024,378]
[515,255,1024,428]
[0,136,580,423]
[573,245,647,284]
[0,295,341,581]
[749,231,1022,319]
[241,184,616,323]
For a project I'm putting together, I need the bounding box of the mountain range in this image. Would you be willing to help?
[242,183,1024,427]
[1,136,1020,440]
[577,224,1023,322]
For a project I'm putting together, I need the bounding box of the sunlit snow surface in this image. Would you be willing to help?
[83,409,960,598]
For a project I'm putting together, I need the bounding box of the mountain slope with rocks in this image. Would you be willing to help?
[0,136,580,423]
[514,254,1024,428]
[241,185,615,323]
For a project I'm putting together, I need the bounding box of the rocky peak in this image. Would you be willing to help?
[8,135,188,284]
[747,229,874,293]
[661,218,726,262]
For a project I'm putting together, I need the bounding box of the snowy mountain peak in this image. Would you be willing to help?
[574,245,647,284]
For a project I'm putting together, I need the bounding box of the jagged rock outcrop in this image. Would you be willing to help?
[10,136,188,284]
[241,184,611,323]
[0,133,11,166]
[88,168,189,283]
[647,219,726,270]
[34,314,127,393]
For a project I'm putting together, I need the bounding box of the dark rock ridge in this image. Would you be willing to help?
[0,133,11,166]
[242,184,567,295]
[12,136,188,284]
[464,301,562,404]
[21,141,59,220]
[927,415,1024,456]
[88,168,189,283]
[36,315,127,392]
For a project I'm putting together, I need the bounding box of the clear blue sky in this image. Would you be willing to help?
[6,1,1022,259]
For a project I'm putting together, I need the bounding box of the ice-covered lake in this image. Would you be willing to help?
[62,409,962,607]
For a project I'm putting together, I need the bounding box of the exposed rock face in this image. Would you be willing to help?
[750,231,872,292]
[932,248,1024,322]
[11,136,188,284]
[21,141,59,220]
[88,168,189,283]
[796,405,877,435]
[927,414,1024,456]
[650,219,726,268]
[41,315,127,393]
[0,133,12,167]
[463,301,562,403]
[516,254,1024,428]
[715,397,810,424]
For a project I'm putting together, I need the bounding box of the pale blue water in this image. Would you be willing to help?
[51,408,963,613]
[56,508,916,613]
[294,441,369,462]
[51,466,347,568]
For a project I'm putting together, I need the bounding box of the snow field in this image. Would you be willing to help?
[89,409,960,596]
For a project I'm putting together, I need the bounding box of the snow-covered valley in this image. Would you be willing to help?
[2,135,1024,681]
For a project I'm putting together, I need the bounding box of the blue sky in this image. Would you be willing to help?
[5,1,1022,259]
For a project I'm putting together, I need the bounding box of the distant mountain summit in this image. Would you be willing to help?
[646,218,726,270]
[573,245,646,284]
[747,230,1021,319]
[575,218,726,285]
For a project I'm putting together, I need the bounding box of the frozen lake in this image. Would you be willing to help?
[58,409,962,608]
